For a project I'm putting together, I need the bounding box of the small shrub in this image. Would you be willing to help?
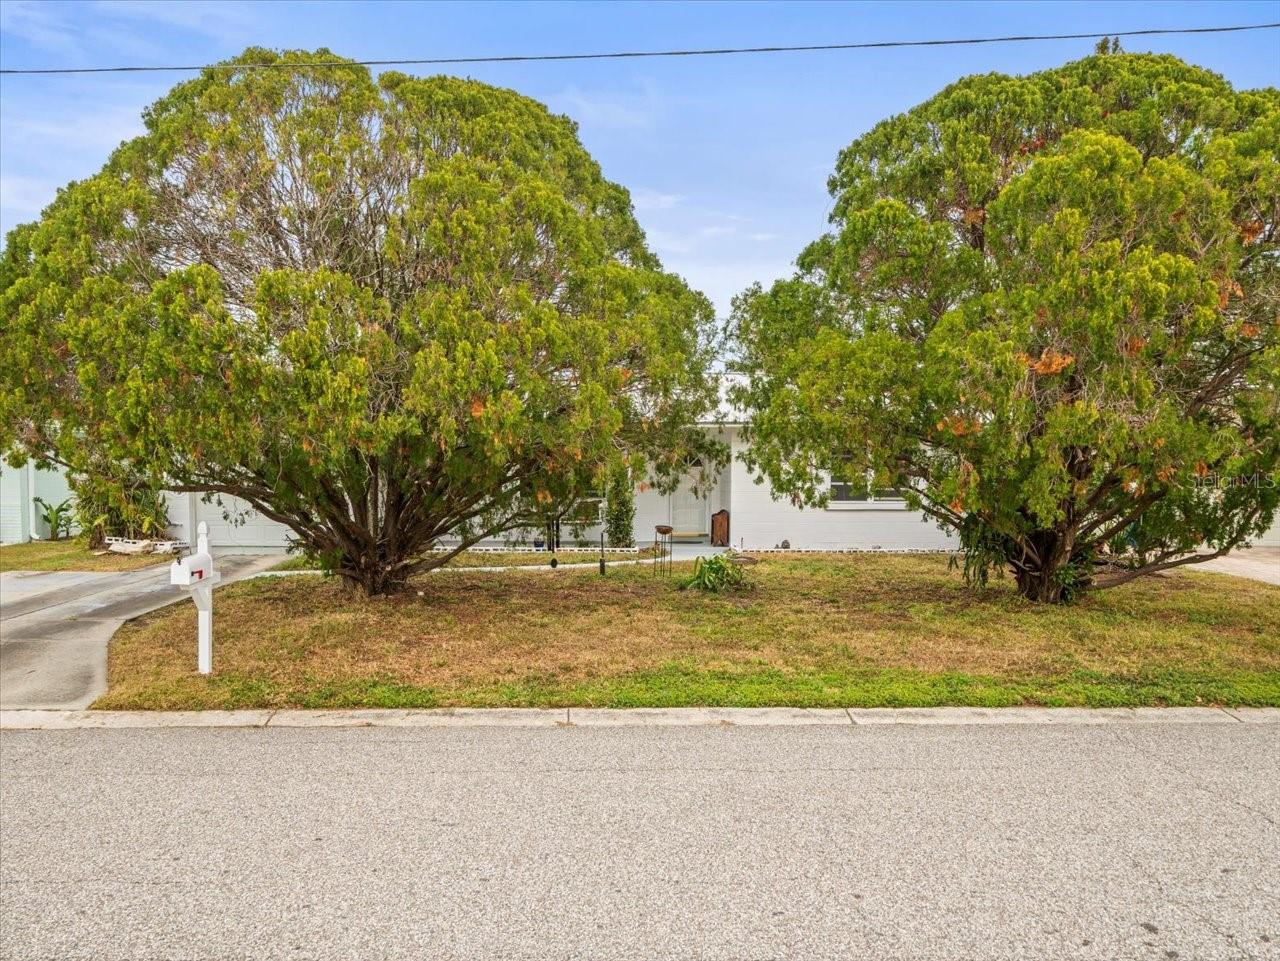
[70,468,171,548]
[33,497,74,540]
[605,466,636,548]
[679,553,746,593]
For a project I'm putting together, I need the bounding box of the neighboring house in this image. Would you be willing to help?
[0,459,74,544]
[0,457,290,550]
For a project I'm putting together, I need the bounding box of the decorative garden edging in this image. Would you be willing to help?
[254,557,656,578]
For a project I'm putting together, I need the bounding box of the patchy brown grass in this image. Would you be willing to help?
[97,553,1280,710]
[0,538,172,573]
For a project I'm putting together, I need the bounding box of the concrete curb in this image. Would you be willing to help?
[2,705,1276,730]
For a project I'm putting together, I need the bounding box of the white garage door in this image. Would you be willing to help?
[195,494,292,550]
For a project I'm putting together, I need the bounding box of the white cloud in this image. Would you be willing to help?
[552,83,660,130]
[0,83,164,236]
[659,257,795,318]
[630,188,683,212]
[645,227,693,256]
[4,103,147,153]
[0,0,79,55]
[1,0,260,62]
[640,206,791,292]
[0,174,59,219]
[90,0,259,44]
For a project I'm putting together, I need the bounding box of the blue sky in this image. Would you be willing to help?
[2,0,1278,313]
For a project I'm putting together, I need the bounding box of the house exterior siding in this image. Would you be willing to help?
[5,439,1275,551]
[720,427,954,552]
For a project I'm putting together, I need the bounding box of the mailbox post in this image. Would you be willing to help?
[170,521,221,674]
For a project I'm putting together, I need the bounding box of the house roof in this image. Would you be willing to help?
[702,372,749,426]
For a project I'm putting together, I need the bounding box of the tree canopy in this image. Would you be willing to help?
[1,49,721,594]
[733,51,1279,602]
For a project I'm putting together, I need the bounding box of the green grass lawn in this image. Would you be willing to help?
[96,553,1280,710]
[0,537,172,573]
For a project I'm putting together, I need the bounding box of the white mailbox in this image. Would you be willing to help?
[170,551,214,586]
[171,522,221,674]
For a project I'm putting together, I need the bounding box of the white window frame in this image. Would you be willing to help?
[826,472,910,511]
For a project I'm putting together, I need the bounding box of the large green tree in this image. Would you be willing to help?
[1,49,720,594]
[734,50,1279,602]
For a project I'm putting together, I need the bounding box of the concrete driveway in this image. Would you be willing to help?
[1197,545,1280,585]
[0,554,282,709]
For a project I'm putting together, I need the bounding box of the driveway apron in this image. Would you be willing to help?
[0,554,282,709]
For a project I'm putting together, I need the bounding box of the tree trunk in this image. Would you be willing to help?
[1012,565,1067,604]
[337,547,411,596]
[1008,533,1091,604]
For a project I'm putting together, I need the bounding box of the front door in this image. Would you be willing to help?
[670,483,708,536]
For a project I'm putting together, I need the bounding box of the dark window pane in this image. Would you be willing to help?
[830,480,870,501]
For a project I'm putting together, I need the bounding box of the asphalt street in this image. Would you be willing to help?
[2,721,1277,960]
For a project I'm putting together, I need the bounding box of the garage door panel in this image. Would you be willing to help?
[195,494,291,549]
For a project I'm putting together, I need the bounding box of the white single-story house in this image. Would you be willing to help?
[0,423,957,553]
[631,420,957,552]
[4,382,1276,552]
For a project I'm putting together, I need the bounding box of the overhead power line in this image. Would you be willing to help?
[1,22,1278,76]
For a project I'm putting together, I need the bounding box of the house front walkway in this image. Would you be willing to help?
[669,543,728,561]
